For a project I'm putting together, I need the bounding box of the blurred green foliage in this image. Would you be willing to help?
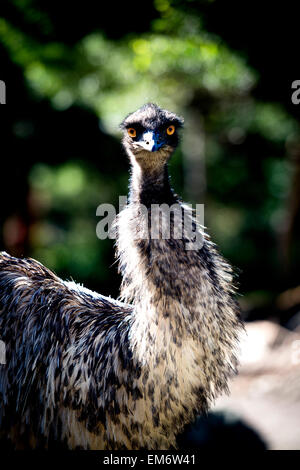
[1,0,299,315]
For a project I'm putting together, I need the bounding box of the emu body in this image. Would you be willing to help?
[0,104,242,449]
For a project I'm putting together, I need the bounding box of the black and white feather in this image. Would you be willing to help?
[0,103,242,449]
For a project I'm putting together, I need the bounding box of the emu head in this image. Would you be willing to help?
[120,103,184,172]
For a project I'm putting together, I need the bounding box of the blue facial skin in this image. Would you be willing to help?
[138,130,166,152]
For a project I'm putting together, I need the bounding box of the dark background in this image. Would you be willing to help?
[1,0,299,321]
[0,0,300,449]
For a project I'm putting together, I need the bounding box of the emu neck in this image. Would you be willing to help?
[129,159,176,206]
[115,153,240,443]
[120,158,198,361]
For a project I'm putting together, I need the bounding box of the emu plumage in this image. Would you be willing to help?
[0,103,242,449]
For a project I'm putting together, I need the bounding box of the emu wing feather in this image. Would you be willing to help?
[0,252,133,449]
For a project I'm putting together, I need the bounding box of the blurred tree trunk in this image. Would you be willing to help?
[279,140,300,273]
[181,109,206,203]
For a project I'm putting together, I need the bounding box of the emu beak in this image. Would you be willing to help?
[138,131,164,152]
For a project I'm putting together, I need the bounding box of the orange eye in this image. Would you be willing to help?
[127,128,137,138]
[166,125,175,135]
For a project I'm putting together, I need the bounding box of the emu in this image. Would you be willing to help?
[0,103,242,449]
